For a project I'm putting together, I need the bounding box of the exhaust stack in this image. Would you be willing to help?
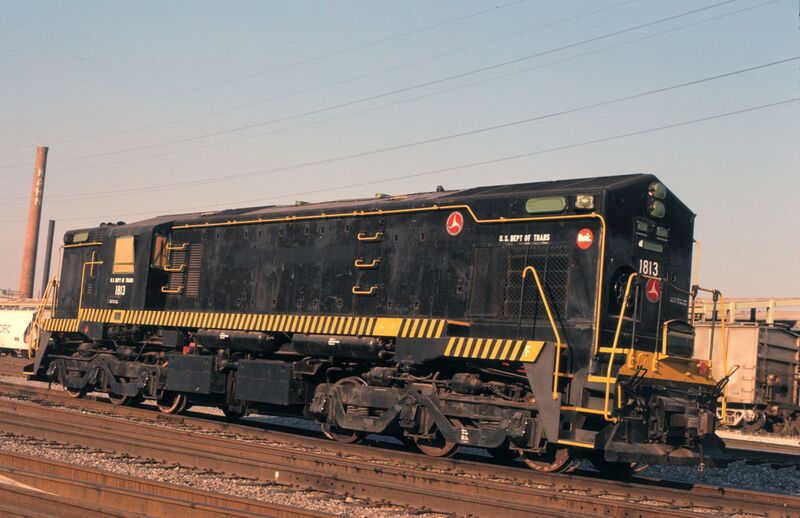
[18,146,48,299]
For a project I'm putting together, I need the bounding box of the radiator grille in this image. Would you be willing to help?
[166,249,187,292]
[185,244,203,297]
[468,244,570,321]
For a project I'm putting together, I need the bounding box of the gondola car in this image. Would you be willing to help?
[32,173,727,473]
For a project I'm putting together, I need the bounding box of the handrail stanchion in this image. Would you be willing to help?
[521,266,563,400]
[604,273,638,422]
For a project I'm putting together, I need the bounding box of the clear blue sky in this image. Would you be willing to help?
[0,0,798,296]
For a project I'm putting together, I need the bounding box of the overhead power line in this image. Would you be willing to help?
[3,54,795,204]
[1,96,796,224]
[0,0,738,170]
[0,0,529,132]
[1,0,775,184]
[19,0,640,149]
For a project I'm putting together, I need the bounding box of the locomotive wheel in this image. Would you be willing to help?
[414,418,462,458]
[743,411,766,433]
[156,392,187,414]
[589,454,645,478]
[64,385,86,399]
[320,377,367,444]
[64,352,87,398]
[107,377,132,406]
[107,392,130,406]
[522,446,578,473]
[222,408,247,420]
[414,428,457,458]
[766,417,785,435]
[488,441,521,462]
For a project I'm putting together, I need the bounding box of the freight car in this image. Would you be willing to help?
[32,173,727,473]
[694,319,800,434]
[0,299,45,357]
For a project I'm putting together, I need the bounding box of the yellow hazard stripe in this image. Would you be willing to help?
[61,309,467,342]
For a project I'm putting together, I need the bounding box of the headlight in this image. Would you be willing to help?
[648,200,666,218]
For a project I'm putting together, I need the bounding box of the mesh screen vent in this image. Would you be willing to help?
[185,244,203,297]
[505,244,570,321]
[467,247,507,317]
[468,244,570,321]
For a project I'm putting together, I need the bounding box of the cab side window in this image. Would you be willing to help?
[151,234,167,269]
[113,236,135,274]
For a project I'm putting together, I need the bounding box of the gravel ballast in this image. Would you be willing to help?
[1,371,799,504]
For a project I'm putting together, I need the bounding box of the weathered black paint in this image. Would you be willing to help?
[42,174,724,468]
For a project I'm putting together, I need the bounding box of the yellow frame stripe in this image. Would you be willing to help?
[453,338,465,357]
[462,338,474,358]
[409,319,421,338]
[499,339,513,360]
[509,340,524,361]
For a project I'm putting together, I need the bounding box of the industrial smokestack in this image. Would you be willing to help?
[18,146,48,298]
[39,219,56,298]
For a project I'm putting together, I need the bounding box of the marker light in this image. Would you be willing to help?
[648,200,666,218]
[648,182,667,200]
[574,194,595,210]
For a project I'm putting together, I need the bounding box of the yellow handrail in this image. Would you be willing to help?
[720,293,729,419]
[689,239,701,325]
[351,285,378,296]
[604,272,637,422]
[356,231,384,242]
[28,277,58,358]
[78,260,103,315]
[692,239,701,291]
[521,265,563,400]
[354,258,381,269]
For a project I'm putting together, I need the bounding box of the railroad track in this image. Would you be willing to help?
[0,356,29,378]
[0,381,798,517]
[0,449,328,518]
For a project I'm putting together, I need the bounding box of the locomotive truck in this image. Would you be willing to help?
[32,173,727,473]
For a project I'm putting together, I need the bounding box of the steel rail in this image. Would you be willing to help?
[0,484,138,518]
[0,382,800,512]
[0,450,329,518]
[0,357,29,378]
[5,377,800,504]
[0,392,797,517]
[0,400,614,518]
[4,378,800,511]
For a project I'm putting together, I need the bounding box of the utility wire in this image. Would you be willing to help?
[1,96,796,224]
[4,54,794,204]
[0,0,738,169]
[0,0,529,132]
[16,0,639,149]
[1,0,774,184]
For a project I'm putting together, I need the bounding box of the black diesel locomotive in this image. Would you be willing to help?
[34,174,727,472]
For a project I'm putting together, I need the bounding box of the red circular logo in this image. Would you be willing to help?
[576,228,593,249]
[645,278,661,303]
[446,212,464,236]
